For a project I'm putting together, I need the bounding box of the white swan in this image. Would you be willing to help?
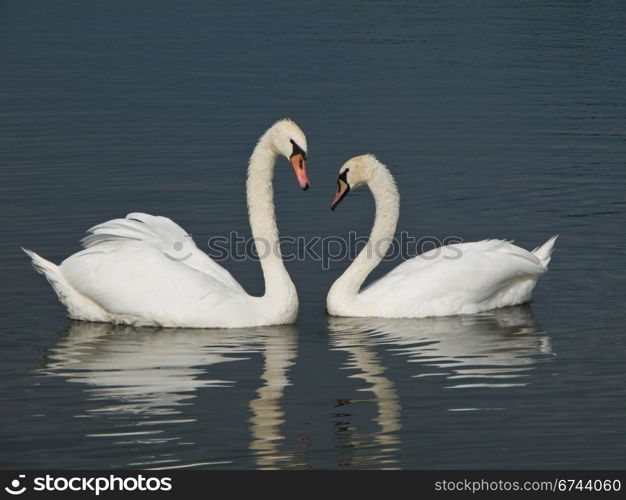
[24,119,310,328]
[327,154,557,319]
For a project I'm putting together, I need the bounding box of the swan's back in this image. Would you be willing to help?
[79,212,244,293]
[47,212,252,326]
[359,238,554,318]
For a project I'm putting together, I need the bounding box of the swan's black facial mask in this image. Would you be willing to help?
[331,168,350,210]
[289,139,309,190]
[290,139,307,161]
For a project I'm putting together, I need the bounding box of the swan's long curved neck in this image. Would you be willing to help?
[247,136,296,306]
[330,165,400,303]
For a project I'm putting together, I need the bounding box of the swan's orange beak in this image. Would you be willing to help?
[331,178,350,210]
[290,153,309,190]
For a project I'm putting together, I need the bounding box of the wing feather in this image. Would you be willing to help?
[79,212,244,294]
[362,239,546,308]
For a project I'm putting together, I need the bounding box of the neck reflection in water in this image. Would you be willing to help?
[328,305,555,466]
[329,323,402,468]
[248,327,299,469]
[39,321,298,469]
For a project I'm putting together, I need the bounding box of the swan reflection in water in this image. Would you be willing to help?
[39,321,298,469]
[328,305,554,466]
[330,305,554,389]
[329,319,402,468]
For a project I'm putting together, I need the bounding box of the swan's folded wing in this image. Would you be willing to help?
[80,212,245,293]
[362,239,546,304]
[61,242,251,325]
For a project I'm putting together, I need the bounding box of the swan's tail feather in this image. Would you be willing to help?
[22,247,109,321]
[22,247,59,277]
[531,235,558,268]
[22,247,71,300]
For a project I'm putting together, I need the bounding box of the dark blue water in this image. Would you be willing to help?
[1,1,625,469]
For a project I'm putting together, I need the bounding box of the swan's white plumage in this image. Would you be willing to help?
[327,155,557,319]
[359,239,552,317]
[59,228,251,326]
[26,216,264,327]
[24,119,308,328]
[81,212,245,293]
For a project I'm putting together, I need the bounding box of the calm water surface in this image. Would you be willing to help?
[1,1,625,469]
